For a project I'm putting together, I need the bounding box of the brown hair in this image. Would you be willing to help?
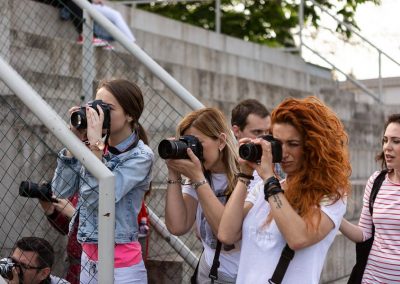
[98,79,149,144]
[376,113,400,169]
[177,107,239,195]
[231,99,270,130]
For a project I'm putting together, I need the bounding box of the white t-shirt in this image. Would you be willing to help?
[237,181,346,284]
[182,173,241,278]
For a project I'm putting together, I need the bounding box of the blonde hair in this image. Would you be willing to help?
[177,108,239,195]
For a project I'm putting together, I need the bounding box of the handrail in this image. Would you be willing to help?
[148,208,199,269]
[306,0,400,68]
[302,43,380,102]
[0,55,116,284]
[72,0,204,111]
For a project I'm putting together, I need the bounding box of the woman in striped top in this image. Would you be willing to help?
[340,113,400,283]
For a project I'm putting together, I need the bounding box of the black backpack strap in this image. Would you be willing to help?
[268,244,295,284]
[368,169,387,216]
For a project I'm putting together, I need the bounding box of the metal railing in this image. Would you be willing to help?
[299,0,400,102]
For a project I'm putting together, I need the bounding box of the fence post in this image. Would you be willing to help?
[82,9,95,103]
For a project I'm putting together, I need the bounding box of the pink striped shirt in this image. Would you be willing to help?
[359,171,400,283]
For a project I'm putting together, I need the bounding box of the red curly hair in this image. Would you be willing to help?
[271,96,351,229]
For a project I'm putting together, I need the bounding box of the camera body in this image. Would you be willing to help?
[158,135,204,161]
[70,100,111,130]
[239,134,282,163]
[19,181,55,202]
[0,257,17,280]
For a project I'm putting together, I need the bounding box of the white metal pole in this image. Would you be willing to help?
[378,51,383,101]
[82,9,95,103]
[0,55,116,284]
[72,0,204,111]
[299,0,304,56]
[148,208,199,268]
[215,0,221,33]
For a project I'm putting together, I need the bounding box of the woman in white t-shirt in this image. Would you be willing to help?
[218,96,351,284]
[163,107,240,283]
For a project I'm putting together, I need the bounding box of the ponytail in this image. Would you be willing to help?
[137,122,149,145]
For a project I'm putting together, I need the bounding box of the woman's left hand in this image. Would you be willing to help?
[86,105,104,145]
[166,148,204,181]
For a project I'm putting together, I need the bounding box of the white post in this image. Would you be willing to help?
[299,0,304,56]
[82,9,95,103]
[215,0,221,34]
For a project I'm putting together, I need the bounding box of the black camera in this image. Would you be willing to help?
[0,257,17,280]
[239,134,282,163]
[158,135,203,161]
[19,181,57,202]
[70,100,111,130]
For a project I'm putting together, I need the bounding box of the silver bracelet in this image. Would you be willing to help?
[192,179,208,190]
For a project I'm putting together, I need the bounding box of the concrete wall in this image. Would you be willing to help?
[1,0,399,283]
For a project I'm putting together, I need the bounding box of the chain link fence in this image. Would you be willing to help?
[0,0,201,282]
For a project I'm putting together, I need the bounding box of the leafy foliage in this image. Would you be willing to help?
[136,0,380,47]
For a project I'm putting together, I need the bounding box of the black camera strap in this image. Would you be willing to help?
[268,244,295,284]
[107,131,139,155]
[209,240,222,283]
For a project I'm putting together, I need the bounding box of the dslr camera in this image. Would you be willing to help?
[239,134,282,163]
[0,257,17,280]
[70,100,111,130]
[158,135,203,161]
[19,181,57,202]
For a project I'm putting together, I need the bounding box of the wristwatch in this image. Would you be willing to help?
[89,139,105,152]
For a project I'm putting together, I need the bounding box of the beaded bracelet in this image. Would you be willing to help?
[167,178,182,184]
[263,176,284,201]
[192,179,208,190]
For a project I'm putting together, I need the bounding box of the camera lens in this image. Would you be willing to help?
[158,140,190,159]
[70,110,87,129]
[239,143,262,162]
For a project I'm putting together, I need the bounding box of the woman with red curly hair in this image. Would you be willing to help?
[218,96,351,284]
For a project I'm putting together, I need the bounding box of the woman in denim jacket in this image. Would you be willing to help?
[52,79,153,284]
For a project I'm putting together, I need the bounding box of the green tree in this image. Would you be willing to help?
[137,0,380,47]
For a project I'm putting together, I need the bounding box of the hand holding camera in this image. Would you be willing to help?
[158,135,205,181]
[239,134,282,163]
[0,257,18,280]
[19,181,58,203]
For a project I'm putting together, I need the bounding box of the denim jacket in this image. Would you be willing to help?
[52,136,154,244]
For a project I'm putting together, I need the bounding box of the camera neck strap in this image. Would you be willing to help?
[268,244,295,284]
[107,131,139,155]
[209,187,231,283]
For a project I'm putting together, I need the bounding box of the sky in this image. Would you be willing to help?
[301,0,400,80]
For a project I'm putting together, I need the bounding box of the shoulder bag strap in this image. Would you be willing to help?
[369,169,387,216]
[268,244,295,284]
[368,169,387,237]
